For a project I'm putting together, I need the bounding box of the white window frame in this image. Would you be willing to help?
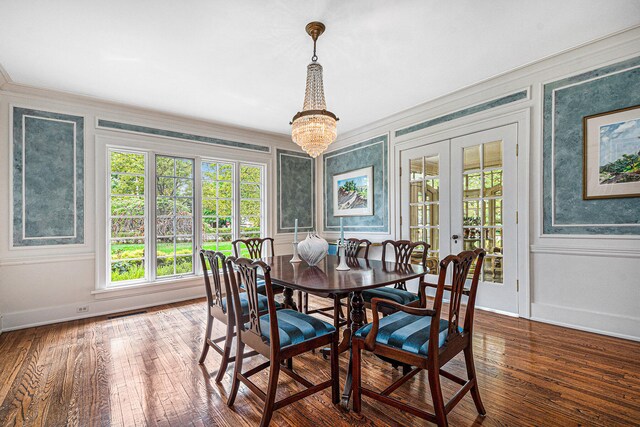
[95,134,270,292]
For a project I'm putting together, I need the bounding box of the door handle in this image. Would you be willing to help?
[451,234,460,240]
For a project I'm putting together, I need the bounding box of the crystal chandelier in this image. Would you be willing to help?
[290,22,339,158]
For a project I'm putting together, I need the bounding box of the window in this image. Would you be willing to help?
[239,164,263,240]
[106,148,266,287]
[156,156,195,277]
[201,161,234,256]
[109,150,147,283]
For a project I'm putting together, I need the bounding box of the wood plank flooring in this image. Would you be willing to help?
[1,297,639,426]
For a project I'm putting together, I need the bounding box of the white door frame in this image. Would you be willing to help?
[393,109,531,318]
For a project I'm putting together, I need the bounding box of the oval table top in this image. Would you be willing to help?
[260,255,426,297]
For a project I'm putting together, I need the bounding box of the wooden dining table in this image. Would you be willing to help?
[259,254,427,408]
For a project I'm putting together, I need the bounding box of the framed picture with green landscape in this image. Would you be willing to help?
[583,105,640,200]
[333,166,373,216]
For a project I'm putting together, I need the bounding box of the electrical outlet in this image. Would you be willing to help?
[77,306,89,313]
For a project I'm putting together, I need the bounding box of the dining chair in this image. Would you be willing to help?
[303,238,372,328]
[232,237,284,297]
[198,250,265,381]
[226,256,340,427]
[352,249,487,427]
[362,239,429,316]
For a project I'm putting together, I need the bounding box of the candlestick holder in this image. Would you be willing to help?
[335,240,350,271]
[290,242,302,263]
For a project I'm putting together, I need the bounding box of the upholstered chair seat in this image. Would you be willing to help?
[355,311,453,356]
[362,287,420,307]
[249,309,336,348]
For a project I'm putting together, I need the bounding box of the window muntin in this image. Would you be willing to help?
[156,156,195,278]
[109,150,147,284]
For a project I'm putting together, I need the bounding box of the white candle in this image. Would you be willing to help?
[340,217,344,244]
[294,218,298,242]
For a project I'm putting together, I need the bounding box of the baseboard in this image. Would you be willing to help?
[2,286,206,332]
[530,302,640,342]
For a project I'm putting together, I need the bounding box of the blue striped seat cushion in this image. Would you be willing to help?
[362,287,419,306]
[221,293,281,315]
[249,309,335,348]
[354,311,450,356]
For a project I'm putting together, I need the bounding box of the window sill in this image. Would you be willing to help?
[92,276,203,300]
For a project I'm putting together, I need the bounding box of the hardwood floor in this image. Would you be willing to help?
[1,297,639,426]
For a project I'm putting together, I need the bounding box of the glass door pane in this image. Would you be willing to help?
[451,124,518,314]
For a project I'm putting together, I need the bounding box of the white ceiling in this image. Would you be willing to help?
[1,1,639,136]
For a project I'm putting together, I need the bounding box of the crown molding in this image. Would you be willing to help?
[1,77,293,147]
[0,62,11,89]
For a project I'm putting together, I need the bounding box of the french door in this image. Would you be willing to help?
[400,124,518,314]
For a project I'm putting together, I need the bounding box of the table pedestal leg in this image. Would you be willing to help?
[283,287,297,311]
[341,291,365,409]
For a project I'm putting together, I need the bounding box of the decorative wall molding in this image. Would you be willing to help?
[11,107,85,247]
[323,134,389,232]
[276,149,315,233]
[543,56,640,235]
[394,89,528,137]
[530,244,640,258]
[97,119,271,153]
[0,252,95,267]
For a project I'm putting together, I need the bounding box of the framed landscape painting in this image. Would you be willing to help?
[583,105,640,200]
[333,166,374,216]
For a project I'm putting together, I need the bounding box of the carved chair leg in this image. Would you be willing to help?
[427,365,448,427]
[198,314,214,364]
[464,346,486,415]
[331,332,340,404]
[303,292,309,314]
[227,341,245,407]
[215,321,234,383]
[297,291,303,313]
[352,340,362,413]
[260,360,281,427]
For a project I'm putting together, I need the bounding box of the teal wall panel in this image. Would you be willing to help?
[13,107,84,246]
[323,135,389,232]
[542,57,640,235]
[277,149,315,233]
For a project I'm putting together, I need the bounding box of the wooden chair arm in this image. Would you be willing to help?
[421,282,470,296]
[364,297,436,351]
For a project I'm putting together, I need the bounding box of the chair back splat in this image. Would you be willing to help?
[227,257,277,347]
[343,238,372,259]
[232,237,275,259]
[200,250,230,311]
